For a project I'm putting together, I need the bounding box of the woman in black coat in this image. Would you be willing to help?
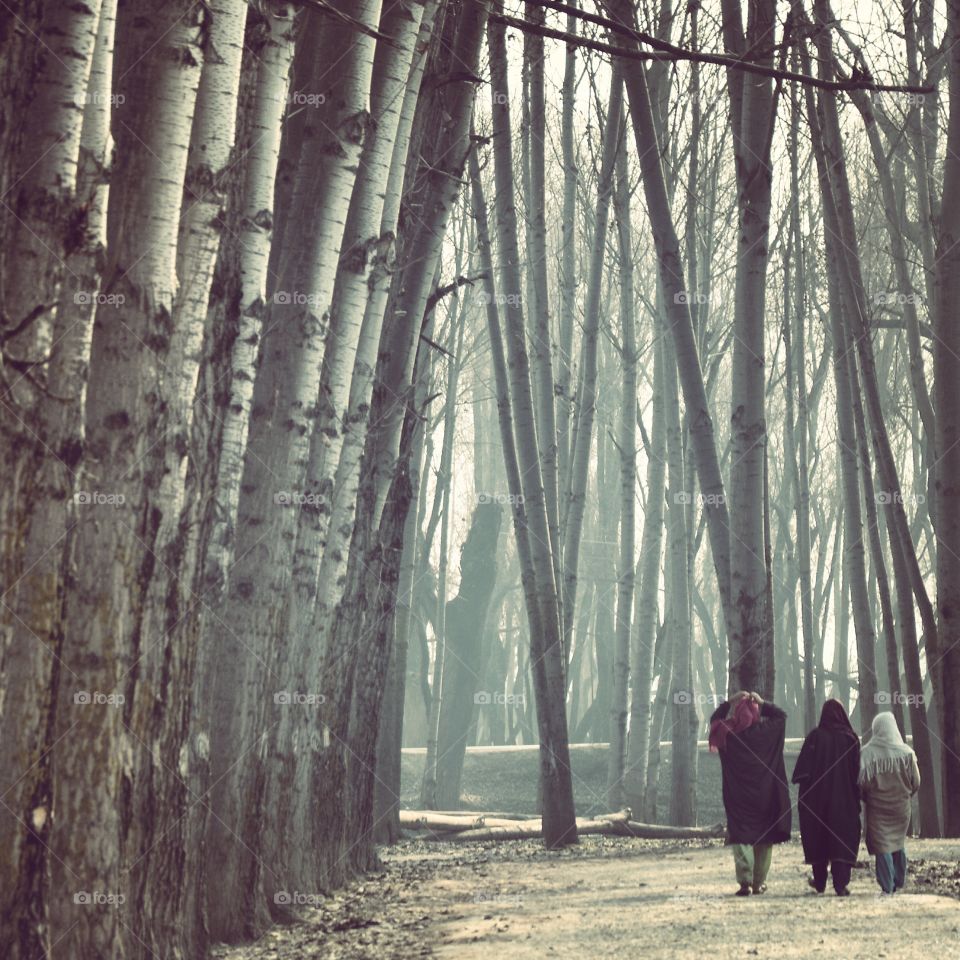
[791,699,861,896]
[709,691,791,896]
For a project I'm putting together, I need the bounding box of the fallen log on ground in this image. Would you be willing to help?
[410,809,541,821]
[442,809,627,841]
[446,820,726,842]
[399,811,541,831]
[401,808,631,835]
[614,820,726,839]
[439,814,726,843]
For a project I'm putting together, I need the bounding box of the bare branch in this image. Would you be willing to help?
[492,4,933,94]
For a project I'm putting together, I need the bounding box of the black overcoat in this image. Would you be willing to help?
[710,700,792,845]
[791,726,861,863]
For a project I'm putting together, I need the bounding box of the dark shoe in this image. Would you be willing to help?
[735,884,752,896]
[752,883,767,895]
[807,877,825,894]
[835,887,850,897]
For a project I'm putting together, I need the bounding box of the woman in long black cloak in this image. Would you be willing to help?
[791,699,861,896]
[709,691,791,896]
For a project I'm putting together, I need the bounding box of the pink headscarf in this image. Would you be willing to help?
[709,697,760,753]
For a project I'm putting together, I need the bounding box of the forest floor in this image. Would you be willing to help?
[215,836,960,959]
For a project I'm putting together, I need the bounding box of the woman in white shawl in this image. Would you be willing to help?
[859,712,921,894]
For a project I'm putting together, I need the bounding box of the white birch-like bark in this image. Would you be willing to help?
[203,2,295,596]
[0,4,110,955]
[49,5,204,957]
[287,0,427,649]
[305,1,491,880]
[0,0,103,663]
[0,0,101,390]
[167,0,247,492]
[364,2,488,529]
[271,0,431,893]
[119,5,245,956]
[205,3,381,934]
[310,0,437,564]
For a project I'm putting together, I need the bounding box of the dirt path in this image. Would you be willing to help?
[216,838,960,959]
[424,841,960,959]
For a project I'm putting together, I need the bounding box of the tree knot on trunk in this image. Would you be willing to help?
[249,207,273,231]
[103,410,132,432]
[341,108,374,148]
[342,234,383,274]
[235,580,255,600]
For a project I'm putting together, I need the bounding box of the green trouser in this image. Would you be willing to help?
[731,843,773,887]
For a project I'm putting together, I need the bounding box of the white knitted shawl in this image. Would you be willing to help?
[859,711,915,784]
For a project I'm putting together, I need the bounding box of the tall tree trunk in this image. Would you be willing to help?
[335,398,419,874]
[205,1,381,938]
[121,4,246,957]
[625,343,666,814]
[486,6,577,845]
[849,85,936,515]
[202,2,295,598]
[590,447,619,744]
[373,417,427,839]
[309,0,493,883]
[804,6,939,831]
[785,73,817,731]
[810,0,939,747]
[817,193,878,732]
[49,5,205,957]
[933,0,960,838]
[286,0,428,647]
[361,2,486,528]
[663,319,696,826]
[562,67,622,674]
[602,0,736,654]
[556,3,579,529]
[0,3,109,954]
[524,1,562,613]
[0,0,102,383]
[470,146,549,763]
[720,0,776,697]
[644,624,672,822]
[607,130,636,809]
[856,427,905,733]
[277,0,436,881]
[276,1,430,869]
